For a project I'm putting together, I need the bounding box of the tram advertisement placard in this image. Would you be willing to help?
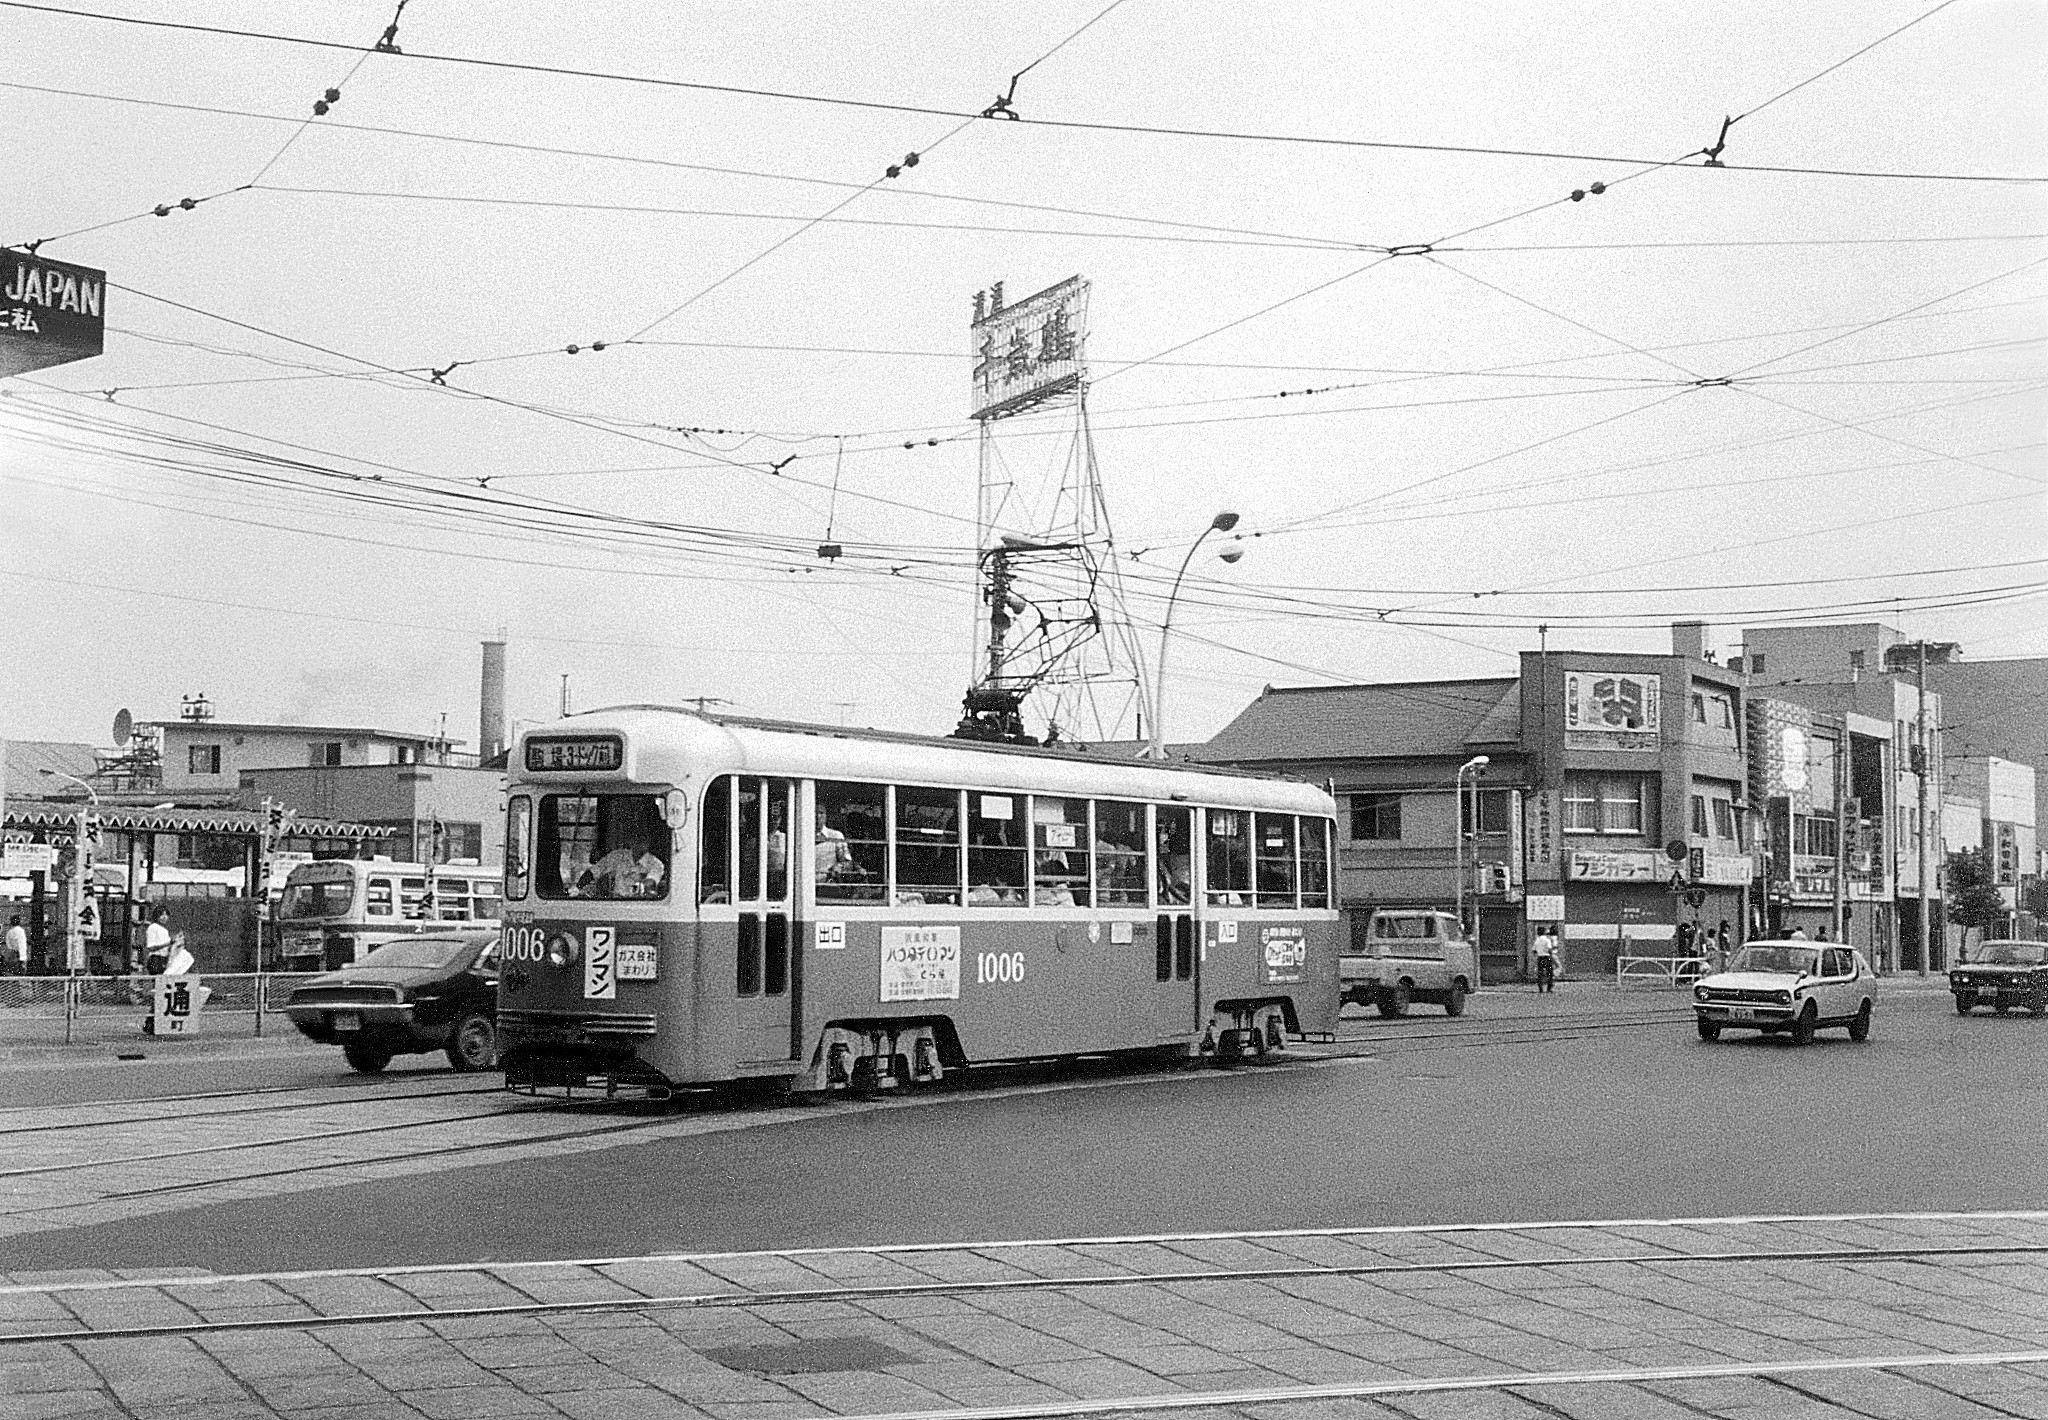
[1260,924,1307,984]
[880,925,961,1002]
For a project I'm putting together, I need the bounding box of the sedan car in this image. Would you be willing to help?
[1692,941,1875,1045]
[285,931,499,1073]
[1951,940,2048,1015]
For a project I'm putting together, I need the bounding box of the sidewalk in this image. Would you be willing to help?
[3,1213,2044,1420]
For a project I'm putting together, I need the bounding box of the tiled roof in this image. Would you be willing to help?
[1199,679,1523,763]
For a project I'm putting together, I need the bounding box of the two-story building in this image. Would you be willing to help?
[153,712,461,803]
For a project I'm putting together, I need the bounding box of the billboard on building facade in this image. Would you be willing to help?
[1524,788,1559,881]
[2,251,105,377]
[1563,672,1660,751]
[971,276,1088,421]
[1567,849,1661,881]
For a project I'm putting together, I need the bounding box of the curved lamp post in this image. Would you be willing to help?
[1147,511,1241,760]
[1454,755,1490,938]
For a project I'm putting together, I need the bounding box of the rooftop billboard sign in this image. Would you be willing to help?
[971,275,1087,422]
[2,251,106,376]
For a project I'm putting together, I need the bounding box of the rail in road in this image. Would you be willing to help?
[0,1002,1706,1239]
[4,1213,2045,1419]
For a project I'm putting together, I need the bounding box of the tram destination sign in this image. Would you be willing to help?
[525,736,623,773]
[2,251,106,377]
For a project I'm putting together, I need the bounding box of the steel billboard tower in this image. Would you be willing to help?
[955,277,1147,745]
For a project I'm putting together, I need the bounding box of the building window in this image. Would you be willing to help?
[1601,779,1644,834]
[1350,793,1401,841]
[309,741,342,767]
[1563,779,1601,834]
[1795,816,1838,858]
[187,744,221,775]
[1460,789,1512,836]
[1713,799,1737,841]
[1691,693,1707,724]
[1691,794,1709,838]
[1849,650,1866,671]
[1750,652,1765,674]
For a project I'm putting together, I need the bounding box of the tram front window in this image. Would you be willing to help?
[537,794,672,900]
[280,878,355,920]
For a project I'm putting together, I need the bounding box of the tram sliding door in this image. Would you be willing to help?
[1149,805,1200,1040]
[733,777,798,1063]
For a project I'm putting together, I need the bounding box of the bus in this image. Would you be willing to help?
[277,858,503,971]
[497,706,1339,1098]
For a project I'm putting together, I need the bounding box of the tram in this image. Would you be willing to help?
[497,706,1339,1097]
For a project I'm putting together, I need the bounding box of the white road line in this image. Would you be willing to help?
[827,1349,2048,1420]
[1,1209,2041,1295]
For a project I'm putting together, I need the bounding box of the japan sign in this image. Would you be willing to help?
[971,276,1088,421]
[2,252,105,377]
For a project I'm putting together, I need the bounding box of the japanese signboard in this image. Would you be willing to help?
[1698,852,1754,886]
[582,925,617,999]
[150,977,211,1035]
[525,737,623,773]
[1524,894,1565,921]
[2,842,57,876]
[1564,671,1661,751]
[1566,849,1661,882]
[880,925,961,1002]
[971,275,1088,421]
[1523,789,1559,880]
[2,252,105,377]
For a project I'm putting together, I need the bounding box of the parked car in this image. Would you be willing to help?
[1950,941,2048,1015]
[1340,909,1477,1017]
[1691,941,1874,1045]
[285,931,500,1073]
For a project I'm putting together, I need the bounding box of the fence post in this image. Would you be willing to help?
[63,975,76,1045]
[253,964,265,1038]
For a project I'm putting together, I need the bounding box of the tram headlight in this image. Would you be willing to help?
[546,933,581,969]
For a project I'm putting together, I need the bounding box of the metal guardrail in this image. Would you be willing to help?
[1615,955,1715,988]
[0,973,324,1041]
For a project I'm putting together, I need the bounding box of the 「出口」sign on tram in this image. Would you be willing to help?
[2,252,105,377]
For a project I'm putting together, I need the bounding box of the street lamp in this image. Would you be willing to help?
[1147,511,1241,760]
[1455,755,1490,937]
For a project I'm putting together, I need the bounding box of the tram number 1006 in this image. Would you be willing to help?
[976,951,1025,985]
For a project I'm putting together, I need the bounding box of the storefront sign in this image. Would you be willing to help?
[1699,853,1753,886]
[1524,789,1560,880]
[2,842,57,875]
[1,252,105,377]
[1567,849,1661,882]
[1564,672,1660,751]
[1524,894,1565,921]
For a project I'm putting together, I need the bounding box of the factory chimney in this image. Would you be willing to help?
[479,640,507,763]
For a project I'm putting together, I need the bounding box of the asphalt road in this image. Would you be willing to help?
[3,984,2036,1276]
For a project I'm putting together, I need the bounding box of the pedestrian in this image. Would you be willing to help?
[1789,925,1809,940]
[1532,926,1559,993]
[143,909,173,974]
[1816,924,1832,942]
[2,914,26,974]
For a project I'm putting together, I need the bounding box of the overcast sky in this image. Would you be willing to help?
[3,0,2043,753]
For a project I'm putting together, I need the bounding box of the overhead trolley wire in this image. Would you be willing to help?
[5,3,2039,182]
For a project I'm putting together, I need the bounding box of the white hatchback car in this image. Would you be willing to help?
[1691,941,1875,1045]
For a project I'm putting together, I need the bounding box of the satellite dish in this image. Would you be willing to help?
[112,709,133,747]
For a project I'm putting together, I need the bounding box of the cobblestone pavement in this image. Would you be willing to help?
[3,1213,2045,1419]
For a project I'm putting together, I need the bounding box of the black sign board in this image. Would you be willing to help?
[1,251,106,376]
[524,737,623,773]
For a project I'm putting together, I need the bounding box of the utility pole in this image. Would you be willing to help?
[1831,717,1847,944]
[1915,641,1932,977]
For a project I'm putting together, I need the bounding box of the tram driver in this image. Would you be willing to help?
[577,827,667,898]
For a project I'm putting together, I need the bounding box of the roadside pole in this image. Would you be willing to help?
[1832,715,1848,944]
[1916,643,1931,977]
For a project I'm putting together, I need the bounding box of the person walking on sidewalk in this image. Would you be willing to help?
[1533,926,1559,993]
[2,915,26,974]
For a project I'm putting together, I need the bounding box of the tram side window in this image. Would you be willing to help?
[701,777,733,903]
[967,794,1026,906]
[1033,797,1091,907]
[366,878,394,917]
[735,777,793,903]
[816,781,886,903]
[1156,806,1193,906]
[504,796,531,900]
[1254,814,1298,908]
[536,794,671,900]
[1095,801,1148,907]
[1207,809,1252,906]
[1299,817,1332,908]
[894,786,962,906]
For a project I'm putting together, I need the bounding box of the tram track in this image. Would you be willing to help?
[0,1080,506,1138]
[0,1235,2039,1346]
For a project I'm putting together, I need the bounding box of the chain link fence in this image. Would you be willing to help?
[0,973,324,1045]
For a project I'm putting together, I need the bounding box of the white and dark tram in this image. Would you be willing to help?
[497,706,1340,1098]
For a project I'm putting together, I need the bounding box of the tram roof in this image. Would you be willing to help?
[537,706,1333,812]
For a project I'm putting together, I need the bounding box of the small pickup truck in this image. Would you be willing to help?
[1340,909,1479,1017]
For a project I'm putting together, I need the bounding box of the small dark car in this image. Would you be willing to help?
[286,931,500,1073]
[1951,940,2048,1016]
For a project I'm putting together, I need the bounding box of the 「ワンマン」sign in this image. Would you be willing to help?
[2,252,105,377]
